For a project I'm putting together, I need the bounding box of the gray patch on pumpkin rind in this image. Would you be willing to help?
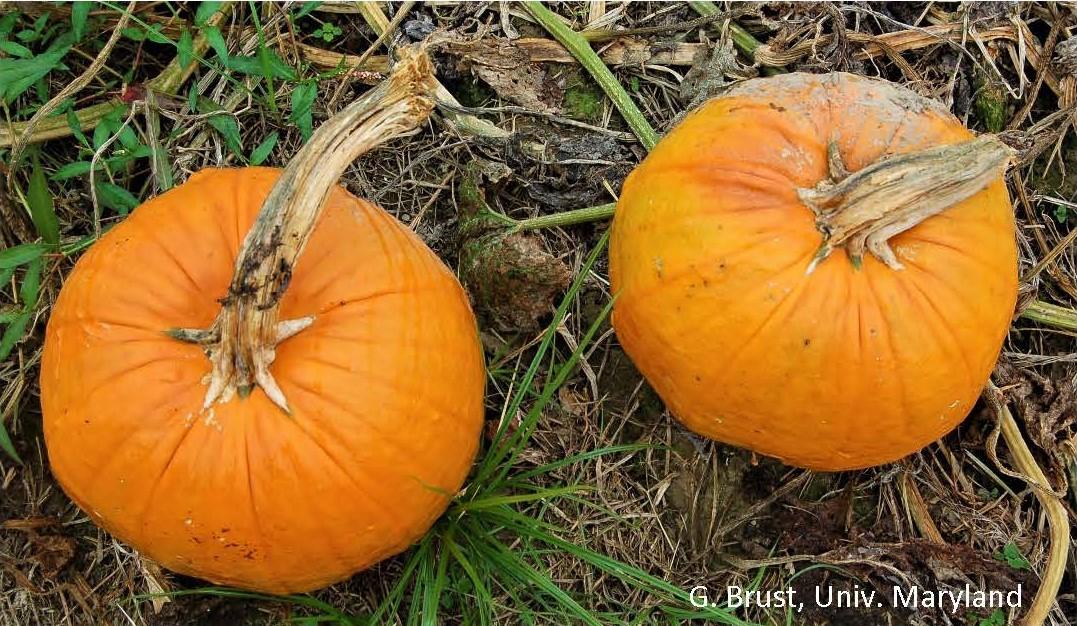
[722,71,956,123]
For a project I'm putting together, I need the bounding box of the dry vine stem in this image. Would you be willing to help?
[983,383,1070,626]
[799,136,1013,272]
[169,46,436,413]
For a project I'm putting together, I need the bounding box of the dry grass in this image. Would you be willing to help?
[1,2,1076,625]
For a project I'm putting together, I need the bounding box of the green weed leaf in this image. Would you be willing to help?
[65,107,90,148]
[123,24,171,45]
[203,25,228,61]
[0,34,72,103]
[0,309,31,362]
[0,13,18,39]
[312,22,341,42]
[71,1,92,40]
[177,28,194,67]
[116,122,140,151]
[290,81,316,140]
[0,411,22,464]
[995,542,1030,570]
[226,49,296,80]
[195,1,224,26]
[27,154,60,246]
[51,161,94,180]
[92,119,111,150]
[206,112,242,156]
[95,181,139,215]
[293,2,321,19]
[0,40,33,58]
[0,243,46,269]
[249,131,278,165]
[19,258,42,309]
[259,46,297,80]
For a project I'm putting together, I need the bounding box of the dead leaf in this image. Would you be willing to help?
[558,386,590,417]
[3,516,76,579]
[140,557,172,614]
[449,38,563,113]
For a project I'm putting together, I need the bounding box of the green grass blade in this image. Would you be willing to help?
[510,443,650,483]
[686,1,764,56]
[487,297,615,490]
[457,485,589,512]
[486,507,750,625]
[369,538,427,624]
[465,524,602,626]
[418,535,449,626]
[134,588,359,625]
[443,533,495,625]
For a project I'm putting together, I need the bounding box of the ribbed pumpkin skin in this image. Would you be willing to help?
[41,168,485,593]
[610,73,1017,471]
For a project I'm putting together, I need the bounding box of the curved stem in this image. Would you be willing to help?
[512,202,616,232]
[984,384,1070,626]
[170,47,437,413]
[799,136,1013,272]
[353,1,508,140]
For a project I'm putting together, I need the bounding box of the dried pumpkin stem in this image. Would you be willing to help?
[984,383,1070,626]
[170,47,437,413]
[798,136,1013,272]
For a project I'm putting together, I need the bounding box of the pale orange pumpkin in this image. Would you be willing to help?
[41,51,484,593]
[610,73,1017,470]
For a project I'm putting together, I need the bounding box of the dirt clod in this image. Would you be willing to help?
[2,517,76,580]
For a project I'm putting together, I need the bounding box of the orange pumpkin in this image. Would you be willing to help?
[41,52,484,593]
[610,73,1017,470]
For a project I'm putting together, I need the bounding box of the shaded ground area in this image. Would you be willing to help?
[1,2,1075,625]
